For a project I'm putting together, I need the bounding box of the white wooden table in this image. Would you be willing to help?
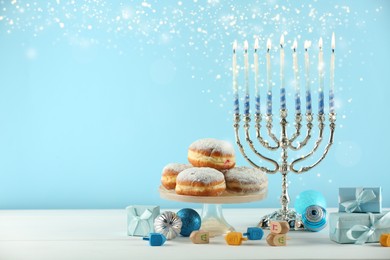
[0,208,389,260]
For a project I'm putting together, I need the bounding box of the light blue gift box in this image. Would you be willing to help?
[338,187,382,213]
[126,205,160,237]
[329,211,390,244]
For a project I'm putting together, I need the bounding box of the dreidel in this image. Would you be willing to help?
[225,232,248,246]
[380,234,390,247]
[243,227,264,240]
[269,221,290,234]
[266,233,287,246]
[190,230,210,244]
[143,233,167,246]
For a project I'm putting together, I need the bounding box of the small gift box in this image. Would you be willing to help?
[329,211,390,244]
[338,187,382,213]
[126,205,160,237]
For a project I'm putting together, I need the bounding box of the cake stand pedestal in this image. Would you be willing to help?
[200,204,234,236]
[159,186,267,236]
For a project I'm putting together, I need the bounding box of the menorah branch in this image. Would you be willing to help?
[265,115,280,145]
[290,113,336,174]
[234,113,279,174]
[244,115,279,173]
[288,113,302,144]
[289,113,314,150]
[254,113,279,151]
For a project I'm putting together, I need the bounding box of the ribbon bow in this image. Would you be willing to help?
[341,188,376,213]
[128,208,153,236]
[346,212,390,245]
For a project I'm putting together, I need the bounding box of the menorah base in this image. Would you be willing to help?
[257,209,305,231]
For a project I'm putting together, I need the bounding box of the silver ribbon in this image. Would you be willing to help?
[346,212,390,245]
[341,188,376,213]
[128,208,153,236]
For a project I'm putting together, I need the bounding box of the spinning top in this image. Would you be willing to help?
[380,234,390,247]
[225,232,248,246]
[294,190,327,215]
[302,205,327,232]
[190,230,210,244]
[143,233,167,246]
[269,221,290,234]
[154,211,182,240]
[266,233,287,246]
[177,208,202,237]
[243,227,264,240]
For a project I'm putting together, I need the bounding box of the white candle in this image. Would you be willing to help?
[292,39,301,114]
[330,32,335,114]
[304,40,312,114]
[254,38,260,114]
[280,35,286,110]
[233,40,239,114]
[244,40,250,115]
[266,38,272,115]
[318,37,324,115]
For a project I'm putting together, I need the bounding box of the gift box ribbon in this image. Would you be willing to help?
[340,188,376,213]
[346,212,390,245]
[128,208,153,236]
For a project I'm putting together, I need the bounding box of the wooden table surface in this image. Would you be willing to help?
[0,208,389,260]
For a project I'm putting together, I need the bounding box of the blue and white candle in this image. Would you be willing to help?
[304,40,312,114]
[280,35,286,110]
[232,40,239,114]
[318,37,324,115]
[330,32,335,114]
[244,40,250,115]
[266,38,272,115]
[292,39,301,114]
[254,38,260,115]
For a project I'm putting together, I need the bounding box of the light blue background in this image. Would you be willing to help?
[0,0,388,209]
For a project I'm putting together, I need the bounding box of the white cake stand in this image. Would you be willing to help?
[159,185,267,236]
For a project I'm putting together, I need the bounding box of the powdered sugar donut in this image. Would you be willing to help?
[175,167,226,196]
[161,163,192,190]
[188,138,235,170]
[224,166,268,194]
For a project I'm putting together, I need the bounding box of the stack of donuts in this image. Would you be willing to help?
[161,138,268,196]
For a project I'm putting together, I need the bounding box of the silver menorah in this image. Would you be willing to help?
[232,36,336,230]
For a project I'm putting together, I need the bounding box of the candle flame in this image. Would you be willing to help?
[280,34,284,48]
[254,38,259,50]
[319,37,323,50]
[267,38,271,51]
[233,40,237,51]
[304,40,311,50]
[244,40,248,52]
[292,39,297,51]
[331,32,335,50]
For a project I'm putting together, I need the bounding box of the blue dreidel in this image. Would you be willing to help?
[302,205,327,232]
[143,233,167,246]
[243,227,264,240]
